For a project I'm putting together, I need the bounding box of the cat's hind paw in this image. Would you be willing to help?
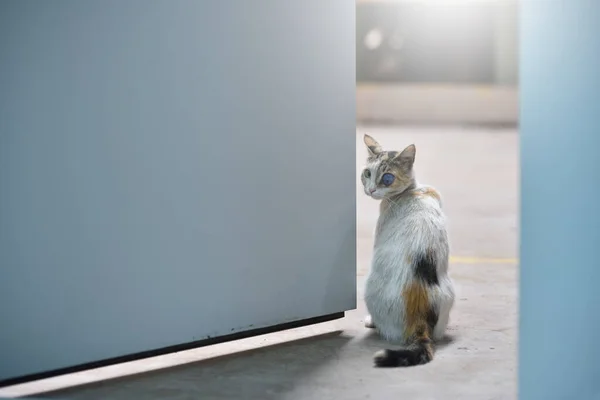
[365,315,376,329]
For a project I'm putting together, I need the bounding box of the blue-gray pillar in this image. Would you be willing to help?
[520,1,600,399]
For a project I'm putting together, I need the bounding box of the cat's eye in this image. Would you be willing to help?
[381,173,395,186]
[363,169,371,178]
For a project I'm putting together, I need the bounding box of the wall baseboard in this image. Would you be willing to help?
[0,312,345,388]
[357,84,519,125]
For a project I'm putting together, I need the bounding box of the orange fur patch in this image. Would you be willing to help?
[412,187,442,205]
[422,187,440,201]
[412,187,441,203]
[402,282,431,340]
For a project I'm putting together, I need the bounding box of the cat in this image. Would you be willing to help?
[360,134,455,367]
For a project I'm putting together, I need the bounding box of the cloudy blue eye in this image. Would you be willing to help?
[381,173,395,186]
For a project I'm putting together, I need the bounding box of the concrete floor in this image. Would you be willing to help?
[1,125,519,400]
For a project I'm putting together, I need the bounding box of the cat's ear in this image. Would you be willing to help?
[392,144,416,167]
[364,134,383,157]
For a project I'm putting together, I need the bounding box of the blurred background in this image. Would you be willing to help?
[354,2,519,396]
[356,0,518,125]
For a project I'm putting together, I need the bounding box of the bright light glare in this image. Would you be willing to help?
[357,0,509,3]
[364,29,384,50]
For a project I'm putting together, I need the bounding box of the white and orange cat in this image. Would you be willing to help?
[360,134,455,367]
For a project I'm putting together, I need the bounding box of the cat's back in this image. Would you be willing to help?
[375,184,446,246]
[379,184,444,225]
[406,184,444,213]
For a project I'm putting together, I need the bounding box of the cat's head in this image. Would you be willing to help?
[360,134,416,200]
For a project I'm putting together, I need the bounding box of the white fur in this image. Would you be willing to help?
[362,150,455,344]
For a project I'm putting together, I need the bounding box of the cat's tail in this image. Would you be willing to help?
[373,281,438,367]
[372,328,435,367]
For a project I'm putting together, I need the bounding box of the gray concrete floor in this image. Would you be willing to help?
[1,125,519,400]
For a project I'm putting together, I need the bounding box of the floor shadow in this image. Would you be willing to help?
[34,331,351,400]
[356,329,457,351]
[436,334,456,349]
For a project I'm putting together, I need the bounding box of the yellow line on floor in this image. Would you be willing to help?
[450,256,519,265]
